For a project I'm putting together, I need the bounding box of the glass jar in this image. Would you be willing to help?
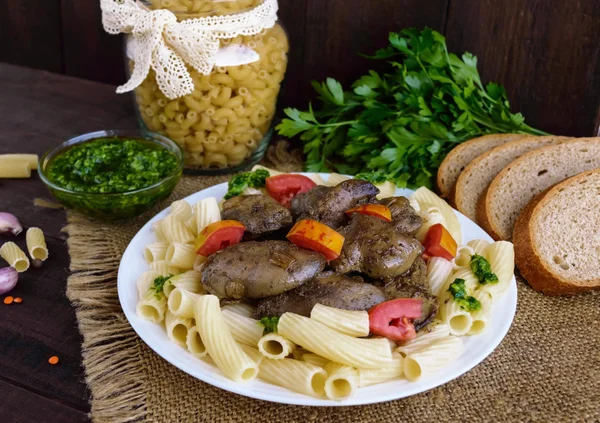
[127,0,289,174]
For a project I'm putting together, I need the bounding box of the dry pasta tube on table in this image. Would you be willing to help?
[25,227,48,261]
[0,242,30,272]
[0,154,38,169]
[0,161,31,179]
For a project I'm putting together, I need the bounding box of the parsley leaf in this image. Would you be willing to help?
[276,27,548,188]
[259,317,279,334]
[152,274,173,298]
[447,278,481,312]
[224,169,270,200]
[470,254,499,285]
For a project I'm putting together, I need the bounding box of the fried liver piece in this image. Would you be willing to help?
[290,179,379,228]
[254,272,387,318]
[201,240,326,299]
[379,196,423,235]
[221,195,293,239]
[330,214,424,279]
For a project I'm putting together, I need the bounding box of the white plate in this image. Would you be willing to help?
[118,173,517,406]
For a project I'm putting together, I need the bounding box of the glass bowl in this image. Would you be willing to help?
[39,130,184,221]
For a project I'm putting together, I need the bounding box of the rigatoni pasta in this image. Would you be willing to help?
[323,362,359,400]
[144,242,169,263]
[258,358,327,398]
[167,287,202,318]
[310,304,369,337]
[25,227,48,261]
[165,242,196,269]
[0,154,39,169]
[137,291,167,324]
[221,309,264,347]
[257,333,295,360]
[0,242,30,272]
[165,310,194,348]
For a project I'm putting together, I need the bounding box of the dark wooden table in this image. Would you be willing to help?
[0,63,138,423]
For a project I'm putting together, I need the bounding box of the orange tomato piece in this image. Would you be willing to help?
[345,204,392,222]
[287,219,345,261]
[195,220,246,257]
[422,223,457,261]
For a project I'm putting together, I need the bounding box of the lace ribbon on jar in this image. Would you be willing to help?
[100,0,279,99]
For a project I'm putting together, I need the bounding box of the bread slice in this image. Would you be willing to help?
[513,170,600,295]
[436,134,525,200]
[454,136,571,221]
[478,137,600,240]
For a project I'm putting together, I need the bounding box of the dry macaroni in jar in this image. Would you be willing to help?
[129,0,289,172]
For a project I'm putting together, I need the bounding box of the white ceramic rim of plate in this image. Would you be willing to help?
[117,173,517,406]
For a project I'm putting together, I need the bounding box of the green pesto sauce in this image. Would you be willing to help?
[47,137,178,193]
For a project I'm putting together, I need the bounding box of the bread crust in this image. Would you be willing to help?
[454,136,569,222]
[513,172,600,296]
[436,134,521,199]
[476,187,503,241]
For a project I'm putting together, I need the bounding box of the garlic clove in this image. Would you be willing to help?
[0,267,18,295]
[0,212,23,236]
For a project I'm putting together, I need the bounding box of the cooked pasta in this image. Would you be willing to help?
[165,242,196,269]
[310,304,370,337]
[258,358,327,398]
[194,295,259,382]
[309,174,326,186]
[134,18,289,169]
[411,187,462,245]
[221,309,264,347]
[137,291,167,323]
[152,220,167,242]
[0,161,31,178]
[165,270,203,295]
[239,344,264,366]
[221,303,255,318]
[323,362,359,400]
[186,326,208,358]
[165,310,194,348]
[358,352,404,387]
[467,239,490,256]
[278,313,393,369]
[415,206,445,242]
[426,257,453,297]
[191,197,221,235]
[440,291,474,336]
[0,154,39,169]
[480,241,515,299]
[301,353,329,368]
[258,333,296,360]
[162,214,195,244]
[468,291,493,335]
[251,165,282,176]
[170,200,193,221]
[167,287,202,318]
[374,181,397,199]
[452,245,475,270]
[395,322,451,356]
[25,227,48,261]
[403,336,464,381]
[326,173,351,186]
[193,255,206,272]
[0,242,30,272]
[149,260,180,277]
[144,242,169,263]
[136,270,161,299]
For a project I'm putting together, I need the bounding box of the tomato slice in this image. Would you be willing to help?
[195,220,246,257]
[266,174,317,208]
[422,223,457,261]
[345,204,392,222]
[368,298,423,341]
[286,219,344,261]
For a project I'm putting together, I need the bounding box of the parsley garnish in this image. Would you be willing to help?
[224,169,270,200]
[259,317,279,334]
[448,278,481,312]
[152,274,173,297]
[276,28,547,188]
[470,254,499,285]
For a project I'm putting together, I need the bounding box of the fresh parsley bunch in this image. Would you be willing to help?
[277,28,548,188]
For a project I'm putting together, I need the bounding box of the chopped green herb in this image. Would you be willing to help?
[355,171,389,184]
[470,254,499,285]
[276,28,547,188]
[152,274,173,297]
[448,278,481,312]
[259,316,279,334]
[224,169,270,200]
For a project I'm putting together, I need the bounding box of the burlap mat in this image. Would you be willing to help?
[64,143,600,423]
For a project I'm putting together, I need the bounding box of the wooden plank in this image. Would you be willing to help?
[0,63,136,412]
[299,0,448,106]
[276,0,307,108]
[444,0,600,136]
[60,0,126,85]
[0,0,63,73]
[0,379,89,423]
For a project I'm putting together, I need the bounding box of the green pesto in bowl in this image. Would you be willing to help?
[40,131,183,221]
